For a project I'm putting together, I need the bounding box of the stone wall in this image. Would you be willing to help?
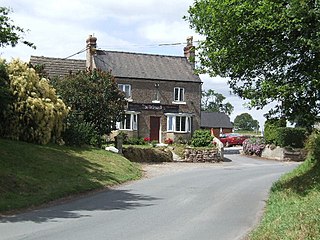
[184,148,222,162]
[261,145,307,161]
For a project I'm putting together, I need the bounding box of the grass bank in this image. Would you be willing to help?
[249,155,320,239]
[0,139,141,213]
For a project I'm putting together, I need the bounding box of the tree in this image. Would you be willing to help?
[0,7,35,49]
[185,0,320,129]
[201,89,234,115]
[234,113,259,131]
[54,69,126,137]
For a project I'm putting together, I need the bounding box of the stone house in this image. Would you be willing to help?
[200,111,233,137]
[30,35,202,143]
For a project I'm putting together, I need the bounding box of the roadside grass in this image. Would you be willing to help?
[0,138,141,213]
[249,156,320,239]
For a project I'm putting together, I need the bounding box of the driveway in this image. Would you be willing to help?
[0,148,299,240]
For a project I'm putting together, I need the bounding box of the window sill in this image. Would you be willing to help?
[166,131,190,134]
[172,101,186,105]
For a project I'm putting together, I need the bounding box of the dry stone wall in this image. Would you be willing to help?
[184,148,222,162]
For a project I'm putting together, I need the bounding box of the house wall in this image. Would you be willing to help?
[116,77,201,142]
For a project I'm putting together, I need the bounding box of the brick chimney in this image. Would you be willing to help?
[86,35,97,70]
[184,36,195,68]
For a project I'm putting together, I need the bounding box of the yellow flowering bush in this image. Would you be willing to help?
[2,59,68,144]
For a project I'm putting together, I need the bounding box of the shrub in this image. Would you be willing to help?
[1,59,68,144]
[191,129,213,147]
[276,127,307,148]
[151,140,158,147]
[243,137,266,156]
[126,137,146,145]
[164,138,173,145]
[264,118,286,144]
[305,130,320,161]
[62,120,100,147]
[0,61,12,135]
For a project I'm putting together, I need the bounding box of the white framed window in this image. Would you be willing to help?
[174,87,184,102]
[118,84,132,99]
[166,114,192,133]
[117,112,138,130]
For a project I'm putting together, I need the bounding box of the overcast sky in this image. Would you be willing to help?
[1,0,272,129]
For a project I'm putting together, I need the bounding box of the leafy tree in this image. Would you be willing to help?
[54,69,126,138]
[1,59,68,144]
[185,0,320,129]
[0,7,35,49]
[234,113,259,131]
[201,89,234,115]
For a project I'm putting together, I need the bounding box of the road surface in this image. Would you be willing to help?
[0,148,299,240]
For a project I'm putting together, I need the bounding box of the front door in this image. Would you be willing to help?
[150,116,160,142]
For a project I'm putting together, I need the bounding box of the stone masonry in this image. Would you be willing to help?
[184,148,222,162]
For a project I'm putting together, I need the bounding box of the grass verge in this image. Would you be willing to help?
[248,156,320,239]
[0,138,141,213]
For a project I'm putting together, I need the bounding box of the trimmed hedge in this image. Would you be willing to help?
[264,118,286,144]
[276,127,306,148]
[264,118,306,148]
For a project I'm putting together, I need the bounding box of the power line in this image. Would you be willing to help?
[63,47,88,59]
[98,40,201,49]
[63,40,202,59]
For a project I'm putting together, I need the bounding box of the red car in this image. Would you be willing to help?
[219,133,248,147]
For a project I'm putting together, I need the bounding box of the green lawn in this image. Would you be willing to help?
[0,139,141,213]
[249,156,320,239]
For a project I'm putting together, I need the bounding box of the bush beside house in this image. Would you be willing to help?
[0,59,68,144]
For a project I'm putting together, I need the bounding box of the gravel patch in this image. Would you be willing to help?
[140,162,223,178]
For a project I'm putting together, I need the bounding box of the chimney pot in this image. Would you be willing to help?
[86,34,97,70]
[184,36,195,68]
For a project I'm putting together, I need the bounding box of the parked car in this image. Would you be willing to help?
[219,133,248,147]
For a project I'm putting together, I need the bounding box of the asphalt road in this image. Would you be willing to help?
[0,148,299,240]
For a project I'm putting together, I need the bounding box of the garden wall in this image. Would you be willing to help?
[184,148,222,162]
[261,145,307,161]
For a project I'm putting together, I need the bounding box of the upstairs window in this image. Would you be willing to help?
[118,84,131,99]
[174,87,184,102]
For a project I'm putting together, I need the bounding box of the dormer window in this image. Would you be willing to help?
[118,84,132,99]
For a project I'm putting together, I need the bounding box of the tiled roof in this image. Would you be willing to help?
[94,50,201,82]
[201,112,233,128]
[30,56,86,78]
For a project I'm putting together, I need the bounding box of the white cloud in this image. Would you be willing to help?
[140,21,196,43]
